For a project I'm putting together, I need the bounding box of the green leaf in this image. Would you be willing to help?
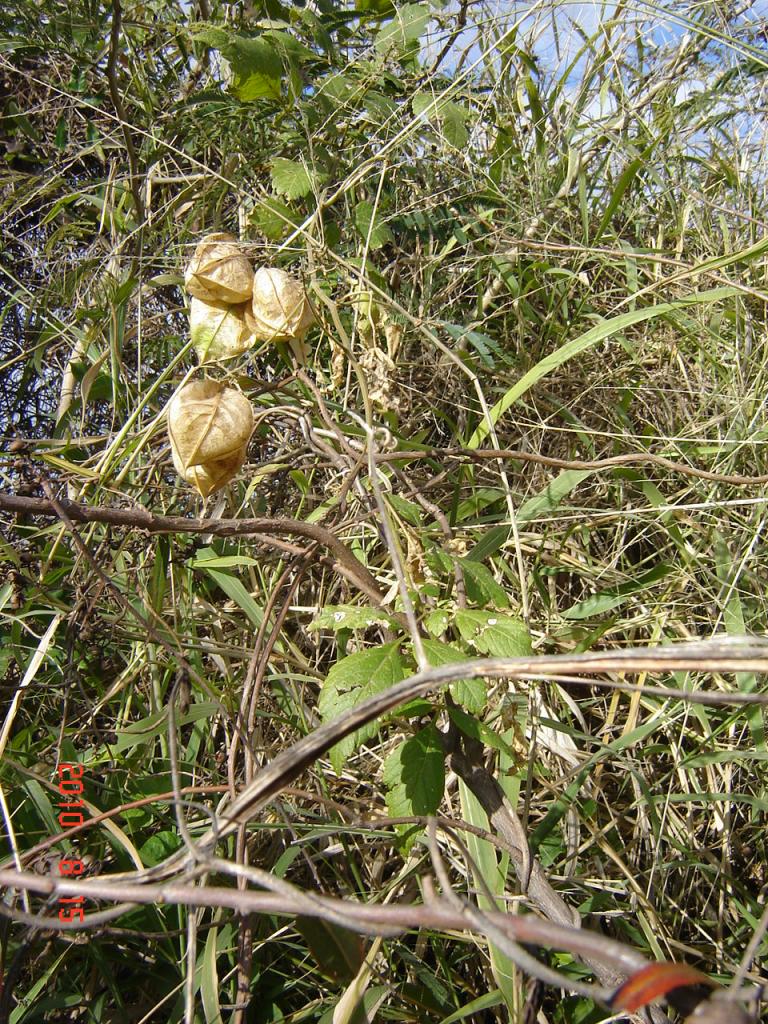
[454,487,505,523]
[468,287,740,448]
[387,493,423,526]
[413,92,471,148]
[440,321,501,368]
[188,547,259,569]
[270,157,314,200]
[249,196,299,240]
[201,926,222,1024]
[319,643,405,773]
[466,526,510,562]
[561,563,675,620]
[115,704,220,753]
[310,605,397,632]
[139,830,182,867]
[200,568,263,628]
[193,27,282,100]
[437,991,504,1024]
[458,559,510,609]
[516,469,594,525]
[447,706,516,756]
[454,610,532,657]
[594,152,648,243]
[458,779,517,1011]
[383,724,445,816]
[374,3,430,54]
[424,608,450,637]
[714,532,763,746]
[421,638,486,712]
[353,200,393,249]
[296,918,365,982]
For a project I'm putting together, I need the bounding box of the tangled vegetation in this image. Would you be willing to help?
[1,0,767,1021]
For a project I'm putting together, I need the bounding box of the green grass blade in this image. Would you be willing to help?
[468,287,739,448]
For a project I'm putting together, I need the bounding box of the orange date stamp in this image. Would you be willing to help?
[55,763,86,923]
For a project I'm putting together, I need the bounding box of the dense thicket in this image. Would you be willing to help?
[1,1,767,1021]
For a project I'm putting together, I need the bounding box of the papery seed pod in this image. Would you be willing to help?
[246,267,315,344]
[184,232,254,304]
[167,380,254,498]
[190,296,256,363]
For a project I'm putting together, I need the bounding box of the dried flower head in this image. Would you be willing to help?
[190,296,255,363]
[184,233,254,304]
[247,267,315,343]
[167,380,254,498]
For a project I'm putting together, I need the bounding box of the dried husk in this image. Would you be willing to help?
[247,267,315,343]
[167,380,254,498]
[184,232,254,304]
[190,296,256,363]
[359,346,401,413]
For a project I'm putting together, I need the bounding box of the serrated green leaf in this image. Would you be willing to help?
[354,200,393,249]
[319,643,405,772]
[421,638,486,712]
[193,27,282,100]
[249,196,299,240]
[458,559,510,609]
[424,608,450,638]
[454,610,531,657]
[383,725,445,816]
[270,157,314,199]
[310,605,397,632]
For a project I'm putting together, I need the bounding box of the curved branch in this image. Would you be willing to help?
[0,492,388,610]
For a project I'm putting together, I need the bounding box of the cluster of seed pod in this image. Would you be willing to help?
[168,233,314,498]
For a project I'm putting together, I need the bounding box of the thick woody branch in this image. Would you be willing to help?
[0,492,388,610]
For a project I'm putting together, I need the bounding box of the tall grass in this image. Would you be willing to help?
[0,0,766,1021]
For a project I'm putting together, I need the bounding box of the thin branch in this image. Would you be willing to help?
[380,447,768,487]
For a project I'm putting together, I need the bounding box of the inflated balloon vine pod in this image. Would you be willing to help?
[168,232,315,498]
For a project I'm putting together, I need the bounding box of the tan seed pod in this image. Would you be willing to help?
[247,267,315,344]
[184,232,254,304]
[190,296,256,363]
[167,380,254,498]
